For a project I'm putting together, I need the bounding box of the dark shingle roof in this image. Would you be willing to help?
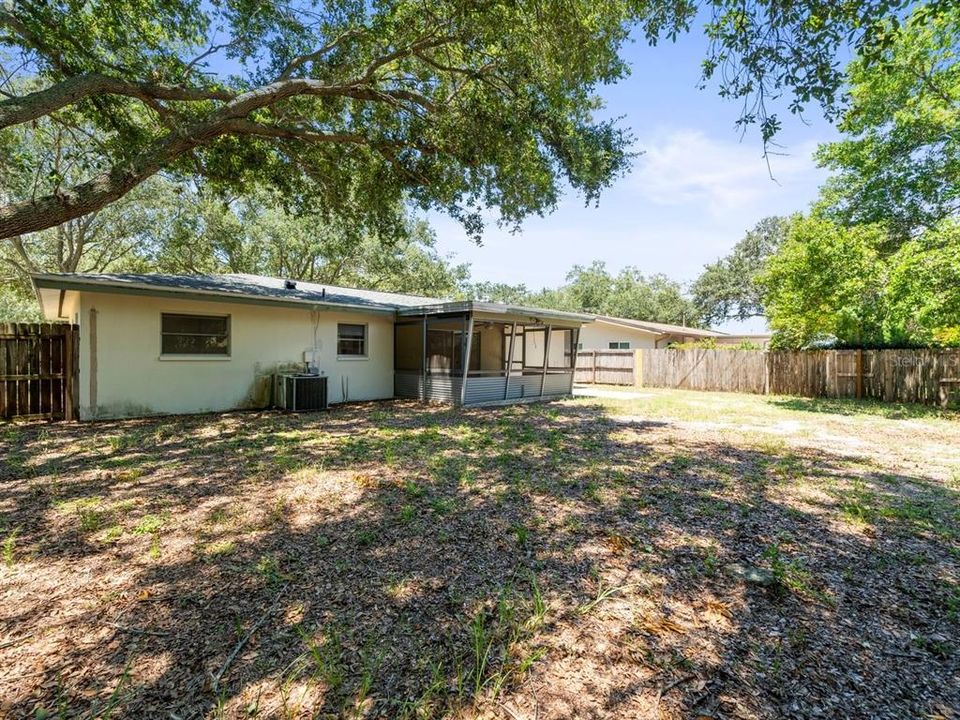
[31,272,594,324]
[32,272,443,312]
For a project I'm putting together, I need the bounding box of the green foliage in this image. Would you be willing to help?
[760,212,960,347]
[692,216,790,325]
[669,338,719,350]
[760,7,960,349]
[0,1,930,240]
[668,338,762,350]
[0,0,644,239]
[2,527,19,567]
[760,215,960,349]
[466,261,700,326]
[0,121,469,319]
[140,187,469,298]
[760,217,887,348]
[0,285,42,322]
[815,5,960,243]
[884,220,960,346]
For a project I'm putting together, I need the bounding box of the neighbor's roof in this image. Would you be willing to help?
[30,272,593,324]
[594,315,725,338]
[32,272,446,315]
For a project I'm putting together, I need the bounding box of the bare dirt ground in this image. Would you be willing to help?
[1,389,958,720]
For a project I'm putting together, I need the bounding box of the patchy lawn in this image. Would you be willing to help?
[1,389,958,719]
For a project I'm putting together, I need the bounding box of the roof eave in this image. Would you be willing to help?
[30,273,398,315]
[397,301,594,324]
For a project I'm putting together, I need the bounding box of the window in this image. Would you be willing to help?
[608,341,630,350]
[161,313,229,355]
[338,323,367,356]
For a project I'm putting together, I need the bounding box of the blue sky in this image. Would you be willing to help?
[428,26,841,332]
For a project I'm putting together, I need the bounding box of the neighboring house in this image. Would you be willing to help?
[31,273,592,420]
[578,316,772,350]
[578,316,724,350]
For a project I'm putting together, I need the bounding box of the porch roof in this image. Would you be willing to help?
[396,301,593,326]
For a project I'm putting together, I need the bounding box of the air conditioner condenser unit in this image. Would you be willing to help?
[274,373,329,412]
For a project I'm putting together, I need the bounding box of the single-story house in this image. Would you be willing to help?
[31,273,592,420]
[578,316,771,350]
[579,316,722,350]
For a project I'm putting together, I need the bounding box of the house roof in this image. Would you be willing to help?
[594,315,725,338]
[32,272,446,316]
[30,272,593,324]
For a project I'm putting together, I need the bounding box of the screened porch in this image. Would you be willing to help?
[393,303,588,406]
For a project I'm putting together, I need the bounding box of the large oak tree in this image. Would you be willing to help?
[0,0,927,241]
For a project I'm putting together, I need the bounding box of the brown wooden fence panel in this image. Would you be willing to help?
[574,349,635,385]
[642,349,768,394]
[0,323,79,421]
[636,348,960,406]
[767,351,832,397]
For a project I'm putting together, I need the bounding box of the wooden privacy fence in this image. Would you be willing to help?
[0,323,79,421]
[641,348,768,395]
[637,348,960,407]
[574,349,640,386]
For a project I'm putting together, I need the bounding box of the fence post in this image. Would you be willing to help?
[855,349,864,399]
[764,352,771,395]
[634,349,643,387]
[591,351,597,385]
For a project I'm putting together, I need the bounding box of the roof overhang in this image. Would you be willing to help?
[31,274,595,327]
[592,317,665,336]
[593,316,723,338]
[31,273,399,316]
[397,301,594,327]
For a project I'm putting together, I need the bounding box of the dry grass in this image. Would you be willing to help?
[1,389,958,719]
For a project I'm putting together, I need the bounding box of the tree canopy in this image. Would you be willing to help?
[691,216,789,326]
[883,220,960,346]
[759,215,960,348]
[759,217,886,348]
[815,4,960,244]
[755,4,960,348]
[467,260,700,326]
[0,0,929,241]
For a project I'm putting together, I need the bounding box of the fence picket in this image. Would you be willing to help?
[0,323,79,421]
[576,347,960,407]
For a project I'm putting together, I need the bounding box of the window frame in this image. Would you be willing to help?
[159,312,231,360]
[608,341,630,350]
[337,322,368,359]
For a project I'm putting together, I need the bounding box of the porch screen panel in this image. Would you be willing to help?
[548,328,574,369]
[523,327,546,370]
[395,323,422,371]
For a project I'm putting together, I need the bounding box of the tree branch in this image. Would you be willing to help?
[0,73,235,130]
[222,119,372,145]
[278,28,365,80]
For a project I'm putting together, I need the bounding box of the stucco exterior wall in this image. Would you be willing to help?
[578,322,660,350]
[60,290,81,325]
[76,292,394,419]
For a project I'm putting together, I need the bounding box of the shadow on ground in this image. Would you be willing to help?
[768,394,958,420]
[1,400,957,719]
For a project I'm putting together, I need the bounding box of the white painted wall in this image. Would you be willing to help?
[76,291,394,419]
[578,322,661,350]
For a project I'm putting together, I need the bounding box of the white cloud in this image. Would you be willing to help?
[430,128,832,291]
[632,129,825,219]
